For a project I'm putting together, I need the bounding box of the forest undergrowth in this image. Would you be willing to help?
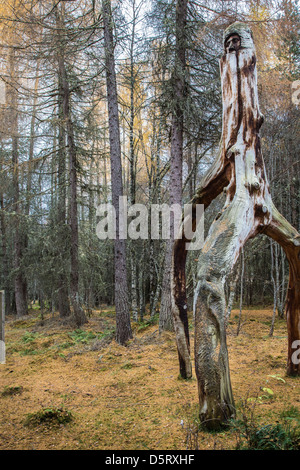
[0,307,299,450]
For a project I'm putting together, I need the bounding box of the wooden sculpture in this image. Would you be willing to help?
[171,22,300,429]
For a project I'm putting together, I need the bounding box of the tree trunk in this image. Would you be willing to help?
[0,149,10,313]
[159,247,174,331]
[128,1,139,322]
[279,246,286,318]
[159,0,188,333]
[66,94,87,326]
[102,0,132,345]
[130,251,139,322]
[264,205,300,376]
[57,73,71,318]
[55,3,86,326]
[171,22,300,429]
[149,91,164,318]
[25,61,39,216]
[9,46,28,318]
[236,247,244,336]
[139,241,146,322]
[269,239,277,337]
[225,264,239,324]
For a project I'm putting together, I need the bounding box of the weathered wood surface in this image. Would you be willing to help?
[171,22,300,429]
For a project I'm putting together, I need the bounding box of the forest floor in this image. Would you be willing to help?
[0,306,299,451]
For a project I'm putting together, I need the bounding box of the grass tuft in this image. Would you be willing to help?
[23,407,73,428]
[1,386,24,397]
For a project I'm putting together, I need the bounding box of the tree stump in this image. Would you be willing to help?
[171,22,300,429]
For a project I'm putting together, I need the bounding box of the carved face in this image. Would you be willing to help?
[225,34,241,53]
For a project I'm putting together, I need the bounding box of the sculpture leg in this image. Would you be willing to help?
[171,165,229,380]
[265,204,300,376]
[194,196,258,429]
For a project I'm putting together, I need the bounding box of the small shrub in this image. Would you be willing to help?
[68,329,97,344]
[182,417,200,450]
[20,349,39,356]
[18,332,40,356]
[280,406,300,422]
[121,362,134,370]
[231,399,300,450]
[55,341,74,350]
[24,407,73,427]
[21,332,39,344]
[1,386,24,397]
[180,403,202,450]
[136,315,158,332]
[244,422,300,450]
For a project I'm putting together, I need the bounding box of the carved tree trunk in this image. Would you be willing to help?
[171,22,300,429]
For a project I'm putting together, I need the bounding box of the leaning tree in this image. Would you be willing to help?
[171,22,300,429]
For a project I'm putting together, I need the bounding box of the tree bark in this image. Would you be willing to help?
[236,247,244,336]
[0,145,10,313]
[9,46,28,318]
[55,3,86,326]
[128,0,139,322]
[102,0,132,345]
[269,239,277,337]
[66,87,87,327]
[264,204,300,376]
[159,0,188,333]
[171,22,300,428]
[56,70,71,318]
[225,264,239,324]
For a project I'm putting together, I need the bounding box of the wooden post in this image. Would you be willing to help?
[171,22,300,429]
[0,290,5,364]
